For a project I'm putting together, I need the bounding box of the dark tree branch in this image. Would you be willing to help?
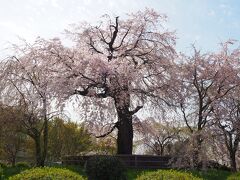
[88,37,104,54]
[130,105,143,115]
[107,16,119,61]
[180,103,193,133]
[95,122,119,138]
[115,26,131,49]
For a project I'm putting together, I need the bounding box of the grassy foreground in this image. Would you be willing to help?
[1,165,232,180]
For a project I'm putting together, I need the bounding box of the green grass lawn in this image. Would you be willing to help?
[1,165,233,180]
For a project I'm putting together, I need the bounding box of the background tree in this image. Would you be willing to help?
[171,44,239,167]
[92,136,117,155]
[0,105,26,166]
[1,45,57,166]
[137,118,180,156]
[48,118,93,161]
[214,90,240,171]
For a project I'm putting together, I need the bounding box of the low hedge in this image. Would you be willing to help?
[136,170,203,180]
[9,167,84,180]
[85,155,126,180]
[0,162,7,169]
[15,162,31,168]
[0,166,3,178]
[227,172,240,180]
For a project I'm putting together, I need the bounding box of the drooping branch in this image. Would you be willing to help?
[11,56,45,99]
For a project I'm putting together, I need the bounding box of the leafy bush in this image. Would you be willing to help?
[0,166,4,179]
[136,170,203,180]
[227,172,240,180]
[0,162,7,169]
[9,167,84,180]
[15,162,30,168]
[85,155,126,180]
[196,161,230,171]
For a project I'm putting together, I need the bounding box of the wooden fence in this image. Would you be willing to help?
[62,155,173,169]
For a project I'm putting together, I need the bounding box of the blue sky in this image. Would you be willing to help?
[0,0,240,55]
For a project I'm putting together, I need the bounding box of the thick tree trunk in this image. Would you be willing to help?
[41,120,48,166]
[155,144,164,156]
[41,98,48,166]
[230,151,237,172]
[114,87,133,154]
[193,133,202,168]
[34,135,43,167]
[10,152,16,167]
[160,145,164,156]
[224,133,239,172]
[116,108,133,154]
[42,110,48,166]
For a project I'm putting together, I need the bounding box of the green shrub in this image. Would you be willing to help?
[9,167,84,180]
[85,155,126,180]
[227,172,240,180]
[15,162,30,168]
[0,166,3,179]
[136,170,203,180]
[0,162,7,169]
